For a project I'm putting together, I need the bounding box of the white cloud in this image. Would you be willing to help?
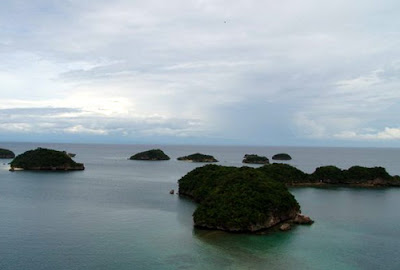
[64,125,108,135]
[335,69,384,90]
[335,128,400,140]
[293,113,326,138]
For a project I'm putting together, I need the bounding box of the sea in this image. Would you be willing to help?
[0,142,399,270]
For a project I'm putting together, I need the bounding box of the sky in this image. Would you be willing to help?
[0,0,400,146]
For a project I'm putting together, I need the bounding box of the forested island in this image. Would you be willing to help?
[242,154,269,164]
[129,149,170,161]
[272,153,292,160]
[177,153,218,162]
[258,163,400,187]
[10,148,84,171]
[178,163,399,233]
[0,148,15,159]
[178,165,313,232]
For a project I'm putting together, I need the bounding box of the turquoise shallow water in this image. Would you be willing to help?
[0,143,399,269]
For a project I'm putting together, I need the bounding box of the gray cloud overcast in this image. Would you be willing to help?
[0,0,400,145]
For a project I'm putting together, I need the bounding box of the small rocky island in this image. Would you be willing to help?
[177,153,218,163]
[0,148,15,159]
[178,165,313,233]
[129,149,170,161]
[272,153,292,160]
[10,148,84,171]
[242,154,269,164]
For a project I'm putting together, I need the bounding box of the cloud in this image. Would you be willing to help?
[64,125,108,135]
[0,0,400,145]
[0,106,204,138]
[335,128,400,140]
[335,69,384,90]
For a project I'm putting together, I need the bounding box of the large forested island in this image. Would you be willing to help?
[178,165,312,232]
[0,148,15,159]
[10,148,84,171]
[177,153,218,162]
[178,163,399,233]
[258,163,400,187]
[129,149,170,161]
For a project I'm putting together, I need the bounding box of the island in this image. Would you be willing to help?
[0,148,15,159]
[272,153,292,160]
[257,163,400,187]
[242,154,269,164]
[129,149,170,161]
[178,165,313,232]
[10,148,85,171]
[177,153,218,163]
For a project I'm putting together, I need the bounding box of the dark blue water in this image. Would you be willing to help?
[1,143,399,269]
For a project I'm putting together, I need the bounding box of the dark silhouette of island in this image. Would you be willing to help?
[0,148,15,159]
[129,149,170,161]
[177,153,218,163]
[242,154,269,164]
[10,148,84,171]
[178,165,313,232]
[272,153,292,160]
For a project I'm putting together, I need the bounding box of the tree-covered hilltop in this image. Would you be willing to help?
[242,154,269,164]
[256,163,400,187]
[272,153,292,160]
[0,148,15,159]
[178,164,235,202]
[178,165,303,232]
[309,165,396,186]
[177,153,218,162]
[129,149,170,161]
[10,148,84,171]
[257,163,308,184]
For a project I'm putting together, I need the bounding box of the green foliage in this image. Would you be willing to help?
[10,148,82,169]
[0,148,15,158]
[344,166,391,181]
[257,163,308,184]
[178,164,234,202]
[130,149,170,160]
[272,153,292,160]
[179,165,299,231]
[310,166,344,183]
[242,154,269,164]
[177,153,218,162]
[310,165,391,183]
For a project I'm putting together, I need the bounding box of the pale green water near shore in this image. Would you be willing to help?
[0,143,399,269]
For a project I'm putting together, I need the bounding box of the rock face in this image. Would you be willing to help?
[242,154,269,164]
[129,149,170,161]
[279,223,292,231]
[293,214,314,225]
[0,148,15,159]
[178,165,305,232]
[272,153,292,160]
[177,153,218,163]
[10,148,84,171]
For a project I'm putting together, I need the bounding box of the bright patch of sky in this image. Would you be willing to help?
[0,0,399,146]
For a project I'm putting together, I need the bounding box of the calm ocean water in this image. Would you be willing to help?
[0,143,399,270]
